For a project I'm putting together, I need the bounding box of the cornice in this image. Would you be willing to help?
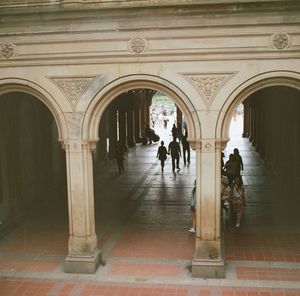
[1,1,299,17]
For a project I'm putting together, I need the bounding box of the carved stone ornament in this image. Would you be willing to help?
[0,42,17,59]
[128,37,148,54]
[49,76,95,110]
[271,32,290,50]
[181,72,237,108]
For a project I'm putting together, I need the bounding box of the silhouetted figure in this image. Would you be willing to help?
[188,180,196,233]
[145,124,153,144]
[115,141,125,173]
[168,137,181,173]
[177,122,183,142]
[221,152,225,173]
[224,154,235,187]
[233,148,244,177]
[157,141,168,172]
[182,132,190,165]
[171,124,178,139]
[229,176,246,227]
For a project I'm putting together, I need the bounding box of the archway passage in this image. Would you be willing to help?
[91,88,196,272]
[0,92,68,263]
[224,85,300,265]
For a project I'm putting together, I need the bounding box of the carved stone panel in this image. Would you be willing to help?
[0,42,17,59]
[49,76,95,111]
[271,32,291,50]
[128,37,148,54]
[181,72,237,109]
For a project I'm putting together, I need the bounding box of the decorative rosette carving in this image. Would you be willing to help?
[128,37,148,54]
[0,42,17,59]
[271,33,290,50]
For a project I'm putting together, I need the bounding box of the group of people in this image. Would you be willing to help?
[156,133,191,173]
[221,148,246,228]
[188,147,246,233]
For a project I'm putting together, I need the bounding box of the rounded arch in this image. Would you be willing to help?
[83,74,200,141]
[217,71,300,140]
[0,78,68,140]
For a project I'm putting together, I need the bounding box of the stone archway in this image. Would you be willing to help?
[0,80,69,264]
[0,78,68,140]
[217,71,300,139]
[83,74,200,143]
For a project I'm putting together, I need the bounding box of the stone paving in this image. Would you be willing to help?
[0,116,300,295]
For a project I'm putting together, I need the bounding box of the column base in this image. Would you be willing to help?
[191,258,225,278]
[64,249,101,274]
[191,237,225,278]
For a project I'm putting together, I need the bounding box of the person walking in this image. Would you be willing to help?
[229,176,246,227]
[115,141,125,174]
[233,148,244,177]
[168,136,181,173]
[224,154,236,187]
[188,180,196,233]
[157,141,168,172]
[181,132,190,165]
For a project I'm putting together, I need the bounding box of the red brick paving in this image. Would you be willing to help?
[109,229,194,260]
[225,231,300,262]
[106,263,182,277]
[236,266,300,281]
[0,258,59,272]
[1,279,299,296]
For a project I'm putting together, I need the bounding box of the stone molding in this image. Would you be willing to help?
[60,139,97,152]
[49,76,96,111]
[189,139,229,152]
[0,42,17,59]
[271,32,291,50]
[128,37,148,54]
[180,72,237,109]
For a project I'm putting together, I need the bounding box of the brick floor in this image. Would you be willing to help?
[109,229,194,260]
[0,120,300,294]
[106,263,182,277]
[236,266,300,281]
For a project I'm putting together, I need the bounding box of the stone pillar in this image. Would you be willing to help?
[242,101,249,138]
[190,139,225,278]
[176,106,182,126]
[126,97,136,147]
[62,139,101,274]
[108,105,118,158]
[118,109,127,148]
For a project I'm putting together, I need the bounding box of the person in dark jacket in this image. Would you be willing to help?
[157,141,168,172]
[168,136,181,173]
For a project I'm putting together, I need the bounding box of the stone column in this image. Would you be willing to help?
[108,105,118,158]
[62,139,101,274]
[242,101,249,138]
[190,138,225,278]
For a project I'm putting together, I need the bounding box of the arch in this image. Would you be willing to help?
[83,74,200,141]
[217,71,300,140]
[0,78,68,141]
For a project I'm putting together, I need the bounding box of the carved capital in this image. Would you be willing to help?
[189,139,201,150]
[215,139,229,151]
[60,139,98,152]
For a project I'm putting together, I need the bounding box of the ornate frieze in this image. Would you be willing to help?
[181,72,237,108]
[0,42,17,59]
[271,32,291,50]
[49,76,95,110]
[128,37,148,54]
